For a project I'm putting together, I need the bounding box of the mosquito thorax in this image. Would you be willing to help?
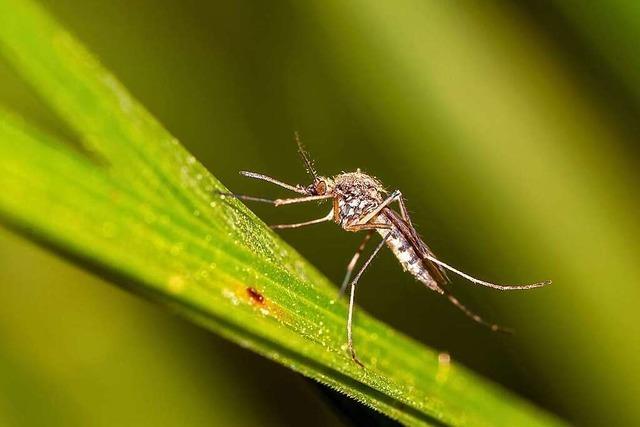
[332,171,386,199]
[332,171,386,226]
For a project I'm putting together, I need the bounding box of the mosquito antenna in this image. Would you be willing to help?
[294,132,318,180]
[423,254,551,290]
[442,289,513,334]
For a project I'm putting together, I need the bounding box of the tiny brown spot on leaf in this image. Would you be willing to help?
[246,287,265,304]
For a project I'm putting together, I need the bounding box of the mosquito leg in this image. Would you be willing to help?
[390,192,422,234]
[344,223,392,232]
[358,190,402,224]
[239,171,307,194]
[347,233,391,367]
[333,198,340,223]
[422,254,552,290]
[441,288,513,334]
[270,211,333,229]
[396,193,413,226]
[338,231,373,297]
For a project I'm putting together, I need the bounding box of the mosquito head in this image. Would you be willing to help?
[293,133,334,196]
[306,176,335,196]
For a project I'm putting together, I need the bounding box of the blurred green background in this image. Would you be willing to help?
[1,1,640,425]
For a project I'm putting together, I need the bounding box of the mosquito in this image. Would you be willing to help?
[219,134,551,366]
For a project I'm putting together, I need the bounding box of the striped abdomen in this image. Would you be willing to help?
[375,214,444,294]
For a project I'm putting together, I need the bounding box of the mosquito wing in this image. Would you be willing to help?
[383,207,450,286]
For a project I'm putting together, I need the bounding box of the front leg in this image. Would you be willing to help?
[270,210,333,229]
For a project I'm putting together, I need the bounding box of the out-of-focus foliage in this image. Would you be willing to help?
[0,0,638,426]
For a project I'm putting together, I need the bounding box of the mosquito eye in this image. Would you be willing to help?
[315,180,327,195]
